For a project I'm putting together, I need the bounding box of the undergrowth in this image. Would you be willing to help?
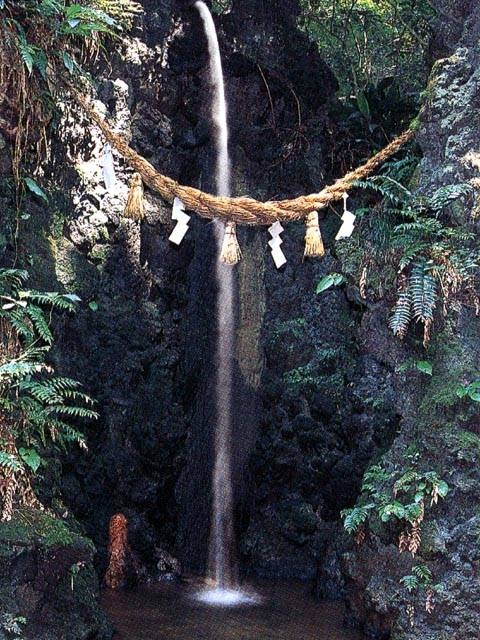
[333,154,479,345]
[0,268,97,521]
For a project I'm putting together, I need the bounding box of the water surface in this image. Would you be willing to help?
[103,581,364,640]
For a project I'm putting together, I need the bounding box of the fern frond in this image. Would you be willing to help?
[0,451,23,472]
[0,269,29,289]
[20,291,78,311]
[19,380,64,405]
[37,0,64,17]
[14,26,36,74]
[390,290,412,338]
[45,419,88,448]
[428,183,474,212]
[409,260,438,323]
[25,306,53,344]
[354,176,410,207]
[45,404,99,419]
[397,242,429,271]
[4,310,34,344]
[0,360,46,381]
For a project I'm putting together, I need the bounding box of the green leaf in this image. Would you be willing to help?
[415,360,432,375]
[0,451,23,472]
[467,387,480,402]
[379,501,406,522]
[24,177,48,202]
[61,51,77,75]
[456,385,468,399]
[436,480,449,498]
[62,293,82,303]
[316,273,346,294]
[400,574,419,593]
[88,301,98,311]
[357,91,371,119]
[404,502,423,522]
[19,447,42,473]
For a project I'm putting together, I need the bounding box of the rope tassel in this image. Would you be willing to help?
[124,173,145,221]
[220,221,242,265]
[304,211,325,258]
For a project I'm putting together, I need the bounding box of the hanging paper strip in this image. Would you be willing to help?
[335,193,356,240]
[169,197,191,245]
[268,221,287,269]
[102,143,117,190]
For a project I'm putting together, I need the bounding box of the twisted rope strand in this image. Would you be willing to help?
[72,90,414,226]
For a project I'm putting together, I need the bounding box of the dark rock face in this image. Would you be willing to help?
[0,510,111,640]
[242,251,399,581]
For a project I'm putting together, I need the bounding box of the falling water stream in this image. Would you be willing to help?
[193,1,251,605]
[102,8,366,636]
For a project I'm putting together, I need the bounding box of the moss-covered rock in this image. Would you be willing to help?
[0,509,111,640]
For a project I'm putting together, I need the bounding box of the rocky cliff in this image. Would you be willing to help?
[340,3,480,638]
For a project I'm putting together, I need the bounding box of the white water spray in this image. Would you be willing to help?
[193,1,239,600]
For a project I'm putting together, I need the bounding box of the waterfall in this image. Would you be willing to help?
[194,0,237,593]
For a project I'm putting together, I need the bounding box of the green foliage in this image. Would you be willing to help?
[211,0,232,13]
[316,273,346,293]
[341,156,479,344]
[401,563,432,592]
[0,613,26,639]
[390,290,412,339]
[414,360,432,375]
[342,463,449,534]
[343,503,375,534]
[0,269,97,479]
[456,380,480,403]
[23,177,48,202]
[0,508,80,548]
[1,0,143,198]
[409,260,437,324]
[298,0,435,96]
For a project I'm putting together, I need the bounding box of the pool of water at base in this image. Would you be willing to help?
[102,580,364,640]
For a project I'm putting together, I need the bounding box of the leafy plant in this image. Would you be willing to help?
[298,0,435,96]
[414,360,432,375]
[0,613,26,639]
[0,0,142,204]
[316,273,346,293]
[0,268,97,520]
[340,156,479,345]
[342,463,449,555]
[456,380,480,403]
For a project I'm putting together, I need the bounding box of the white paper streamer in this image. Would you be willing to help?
[102,144,117,190]
[336,193,356,240]
[169,197,190,245]
[268,221,287,269]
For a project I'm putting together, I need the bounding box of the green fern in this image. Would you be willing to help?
[25,305,53,344]
[0,270,29,287]
[389,290,412,338]
[37,0,64,17]
[0,451,23,472]
[0,268,96,472]
[15,26,35,73]
[428,183,474,212]
[341,504,375,534]
[400,574,420,593]
[409,260,437,323]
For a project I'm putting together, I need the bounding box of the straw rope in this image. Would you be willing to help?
[72,90,414,226]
